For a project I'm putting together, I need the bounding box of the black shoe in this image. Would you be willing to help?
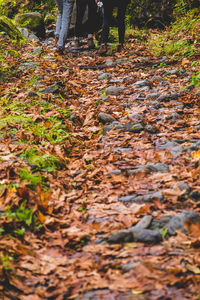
[88,38,95,49]
[55,47,64,55]
[99,44,108,55]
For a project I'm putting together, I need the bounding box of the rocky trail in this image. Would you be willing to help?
[0,35,200,299]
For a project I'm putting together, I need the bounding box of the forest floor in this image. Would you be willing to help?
[0,33,200,300]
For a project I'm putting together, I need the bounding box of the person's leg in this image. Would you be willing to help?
[86,0,97,48]
[55,0,63,38]
[57,0,74,50]
[74,0,87,38]
[102,1,113,45]
[117,1,127,46]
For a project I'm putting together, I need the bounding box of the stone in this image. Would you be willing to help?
[113,147,133,153]
[146,93,161,99]
[15,12,45,38]
[119,191,164,203]
[168,211,200,236]
[131,228,162,244]
[123,122,144,133]
[118,195,137,202]
[108,229,133,243]
[27,91,38,98]
[105,58,113,66]
[132,79,153,88]
[147,101,164,109]
[107,169,121,177]
[122,260,138,273]
[145,162,169,173]
[105,86,126,95]
[157,93,179,102]
[0,16,22,40]
[98,73,112,81]
[166,69,179,75]
[133,215,153,229]
[187,84,195,91]
[151,75,167,82]
[18,61,39,71]
[108,227,162,244]
[145,125,157,134]
[103,122,124,135]
[41,85,60,94]
[156,140,183,157]
[98,112,116,124]
[174,182,190,192]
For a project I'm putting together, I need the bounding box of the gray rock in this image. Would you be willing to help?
[187,84,195,91]
[15,12,45,38]
[123,122,144,133]
[122,260,138,273]
[167,69,179,75]
[41,84,60,94]
[147,101,164,109]
[145,125,157,134]
[157,93,179,102]
[174,182,190,192]
[138,86,151,92]
[133,215,153,229]
[107,169,121,177]
[118,195,137,202]
[131,228,162,244]
[168,211,200,236]
[146,93,161,99]
[27,32,40,42]
[18,61,39,71]
[113,147,133,153]
[121,113,143,122]
[108,227,162,244]
[145,162,169,173]
[103,122,124,135]
[98,73,112,81]
[160,56,168,62]
[105,58,114,66]
[151,216,171,230]
[151,75,167,82]
[132,79,152,88]
[98,112,116,124]
[109,78,125,84]
[105,86,126,95]
[108,229,133,243]
[119,191,164,203]
[27,91,38,98]
[156,140,183,157]
[165,112,180,121]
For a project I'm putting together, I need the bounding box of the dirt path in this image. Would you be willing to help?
[0,37,200,299]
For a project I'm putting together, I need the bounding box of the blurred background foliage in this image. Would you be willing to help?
[0,0,199,27]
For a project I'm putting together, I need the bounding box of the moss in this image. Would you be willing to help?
[15,12,45,38]
[0,16,23,40]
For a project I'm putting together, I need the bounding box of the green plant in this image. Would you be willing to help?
[0,254,14,271]
[19,168,42,188]
[190,72,200,86]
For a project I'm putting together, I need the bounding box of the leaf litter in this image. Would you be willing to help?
[0,34,200,299]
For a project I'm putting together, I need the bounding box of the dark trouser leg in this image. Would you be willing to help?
[75,0,87,37]
[87,0,97,34]
[117,2,127,45]
[102,2,114,44]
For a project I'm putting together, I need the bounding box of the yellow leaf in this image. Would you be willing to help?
[51,64,57,69]
[125,243,138,248]
[37,211,46,223]
[132,289,143,295]
[191,150,200,161]
[185,263,200,274]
